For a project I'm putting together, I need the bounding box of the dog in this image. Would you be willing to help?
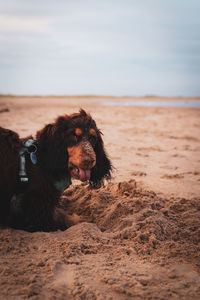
[0,109,112,232]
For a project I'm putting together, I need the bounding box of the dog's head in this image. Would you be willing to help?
[36,109,112,185]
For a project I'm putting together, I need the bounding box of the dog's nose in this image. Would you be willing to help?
[82,156,96,168]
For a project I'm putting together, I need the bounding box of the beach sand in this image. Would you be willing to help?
[0,96,200,299]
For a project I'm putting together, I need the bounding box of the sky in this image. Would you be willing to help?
[0,0,200,97]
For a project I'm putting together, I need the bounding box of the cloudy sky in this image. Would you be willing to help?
[0,0,199,96]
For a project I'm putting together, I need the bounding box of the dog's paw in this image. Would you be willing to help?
[65,213,83,225]
[53,208,83,228]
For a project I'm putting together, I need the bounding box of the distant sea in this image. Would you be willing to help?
[101,100,200,108]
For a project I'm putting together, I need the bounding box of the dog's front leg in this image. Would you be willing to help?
[17,191,61,232]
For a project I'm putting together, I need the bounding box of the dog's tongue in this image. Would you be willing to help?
[79,168,91,182]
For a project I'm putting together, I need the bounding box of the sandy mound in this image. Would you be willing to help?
[0,180,199,299]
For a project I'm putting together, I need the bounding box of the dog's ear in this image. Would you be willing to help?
[90,130,112,186]
[36,122,69,178]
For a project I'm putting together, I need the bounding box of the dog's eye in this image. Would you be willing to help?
[89,134,97,144]
[73,135,78,143]
[68,133,78,146]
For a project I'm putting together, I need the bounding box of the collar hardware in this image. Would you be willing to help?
[19,139,37,183]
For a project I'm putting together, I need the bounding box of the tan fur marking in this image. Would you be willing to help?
[75,128,82,136]
[68,145,82,165]
[89,128,96,136]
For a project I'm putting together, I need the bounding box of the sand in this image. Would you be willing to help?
[0,95,200,299]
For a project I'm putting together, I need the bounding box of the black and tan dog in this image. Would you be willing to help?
[0,109,112,231]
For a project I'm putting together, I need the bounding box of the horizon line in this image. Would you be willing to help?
[0,94,200,99]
